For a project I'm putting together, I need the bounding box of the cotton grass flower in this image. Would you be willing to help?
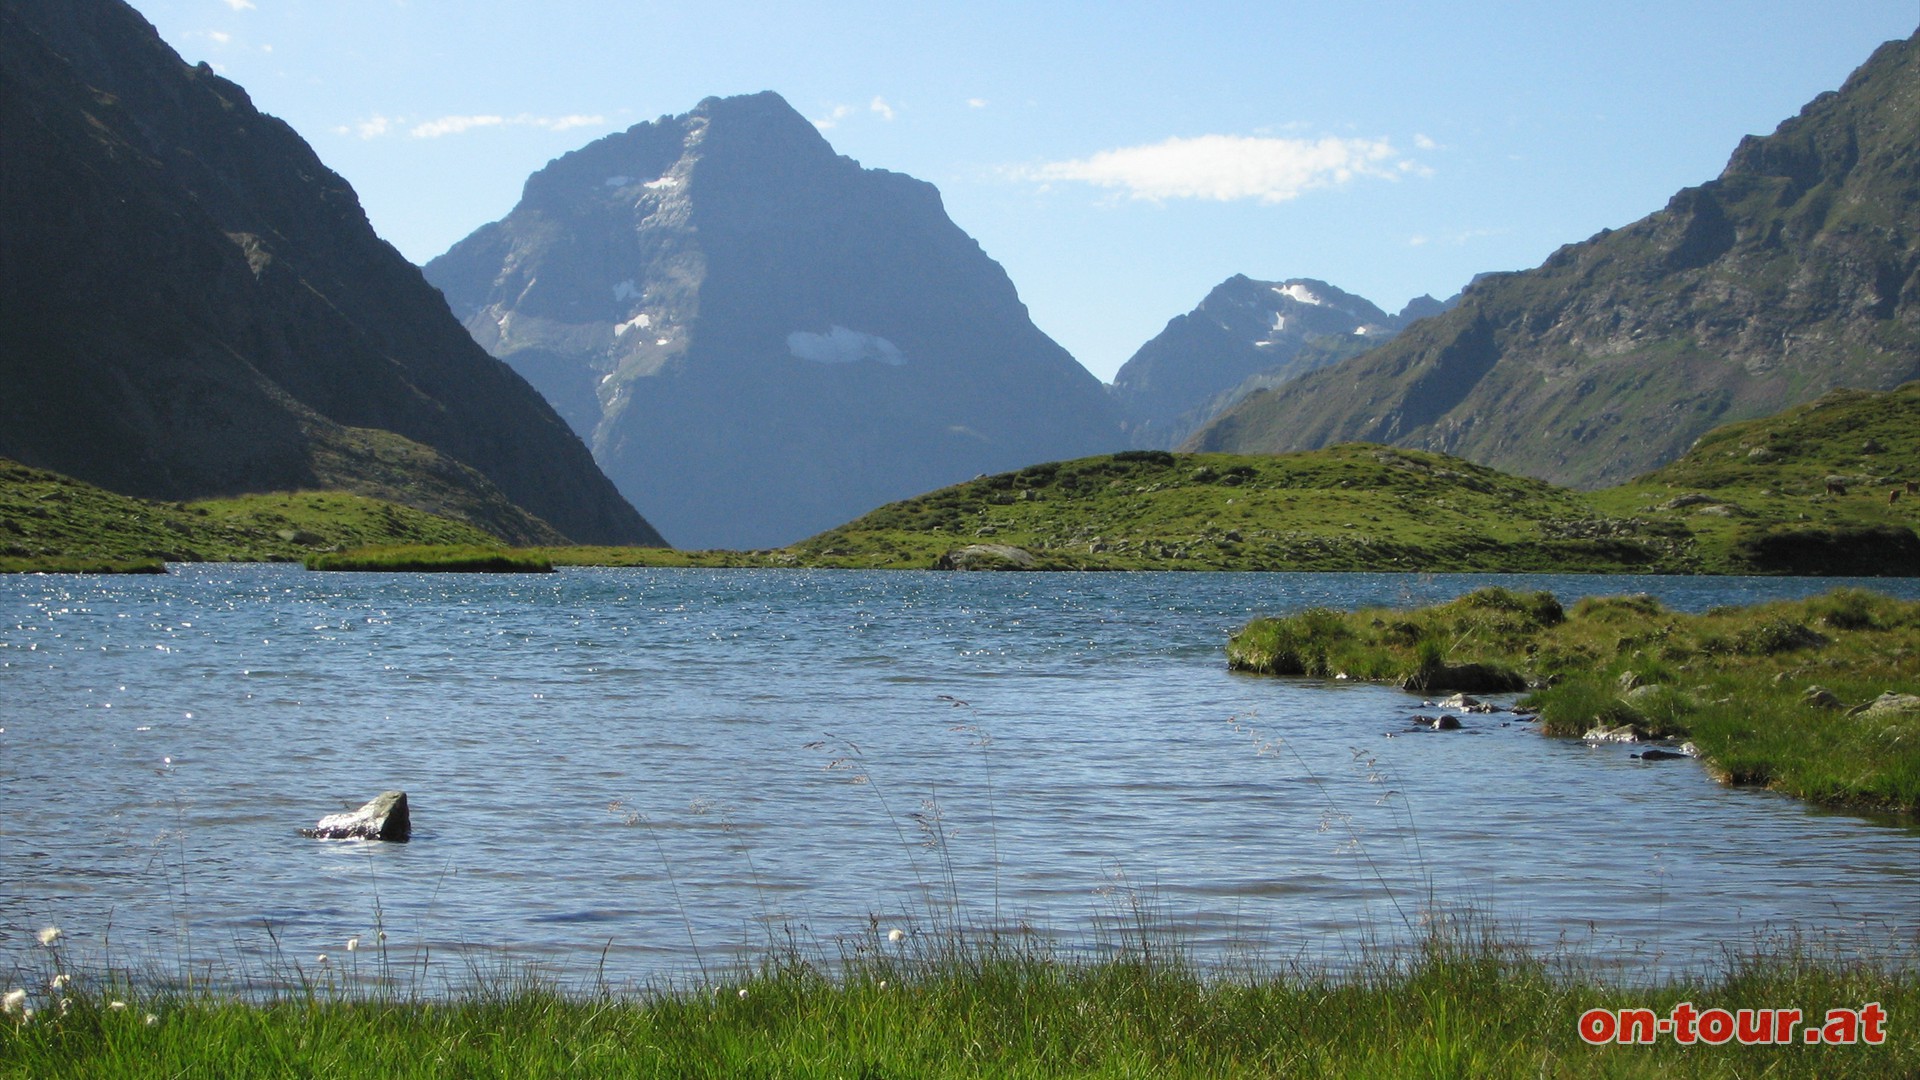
[145,1013,158,1027]
[36,926,61,947]
[887,928,905,943]
[49,974,69,991]
[108,1000,127,1011]
[316,953,329,966]
[1,989,25,1015]
[737,988,749,1000]
[346,936,360,953]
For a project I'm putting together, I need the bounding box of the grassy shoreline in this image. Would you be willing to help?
[1228,587,1920,814]
[3,927,1912,1078]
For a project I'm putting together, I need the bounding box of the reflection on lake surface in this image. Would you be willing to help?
[3,566,1918,989]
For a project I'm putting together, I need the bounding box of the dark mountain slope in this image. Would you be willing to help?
[1187,30,1920,489]
[427,92,1123,550]
[0,0,661,545]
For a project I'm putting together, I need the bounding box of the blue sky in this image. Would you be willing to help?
[133,1,1918,381]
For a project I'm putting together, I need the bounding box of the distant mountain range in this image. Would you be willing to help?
[426,92,1123,550]
[0,0,660,545]
[1186,29,1920,487]
[1110,276,1451,449]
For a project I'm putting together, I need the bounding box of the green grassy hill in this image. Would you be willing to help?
[786,381,1920,573]
[787,446,1682,572]
[0,458,503,570]
[9,380,1917,575]
[1591,382,1920,573]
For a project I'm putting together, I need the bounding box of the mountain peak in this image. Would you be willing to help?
[425,93,1120,549]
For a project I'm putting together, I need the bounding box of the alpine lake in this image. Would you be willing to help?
[4,565,1919,993]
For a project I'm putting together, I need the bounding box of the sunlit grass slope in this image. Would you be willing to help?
[0,458,502,570]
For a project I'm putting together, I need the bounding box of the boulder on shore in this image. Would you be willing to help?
[933,544,1039,571]
[301,791,411,841]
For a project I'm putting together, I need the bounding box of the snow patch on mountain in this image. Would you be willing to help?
[787,326,907,366]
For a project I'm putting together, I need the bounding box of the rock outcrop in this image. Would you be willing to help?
[0,0,661,546]
[425,92,1123,549]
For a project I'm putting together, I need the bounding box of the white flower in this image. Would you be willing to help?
[59,998,71,1015]
[49,974,69,990]
[346,937,360,953]
[737,987,748,1000]
[144,1013,158,1027]
[108,1000,127,1011]
[36,926,61,947]
[887,928,905,943]
[877,980,888,990]
[316,954,329,965]
[1,989,25,1015]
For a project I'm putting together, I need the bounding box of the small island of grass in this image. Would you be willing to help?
[303,545,556,573]
[1229,587,1920,814]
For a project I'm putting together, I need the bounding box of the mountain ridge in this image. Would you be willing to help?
[0,0,662,546]
[1184,29,1920,488]
[1110,275,1452,449]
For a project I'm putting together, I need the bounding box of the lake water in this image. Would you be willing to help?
[4,565,1918,992]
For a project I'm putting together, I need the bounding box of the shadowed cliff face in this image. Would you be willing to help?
[1187,30,1920,490]
[427,91,1123,550]
[0,0,662,546]
[1110,276,1451,450]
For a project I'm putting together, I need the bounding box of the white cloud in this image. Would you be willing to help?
[222,0,255,9]
[967,98,988,109]
[1413,133,1438,150]
[334,113,397,139]
[411,114,504,138]
[1024,134,1409,204]
[207,30,232,45]
[869,96,895,121]
[405,113,606,139]
[812,104,854,130]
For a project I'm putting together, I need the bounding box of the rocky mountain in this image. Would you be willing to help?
[1186,29,1920,489]
[0,0,661,545]
[1110,276,1450,448]
[425,92,1123,550]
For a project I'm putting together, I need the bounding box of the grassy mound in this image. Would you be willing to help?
[790,446,1681,572]
[1,458,508,567]
[1591,381,1920,574]
[304,545,555,573]
[1230,588,1920,812]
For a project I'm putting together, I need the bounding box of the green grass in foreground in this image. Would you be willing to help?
[304,545,555,573]
[1229,587,1920,813]
[2,928,1912,1078]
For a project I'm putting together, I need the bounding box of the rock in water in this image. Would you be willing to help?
[302,791,411,841]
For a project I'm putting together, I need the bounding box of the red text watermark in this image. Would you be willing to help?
[1578,1002,1887,1046]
